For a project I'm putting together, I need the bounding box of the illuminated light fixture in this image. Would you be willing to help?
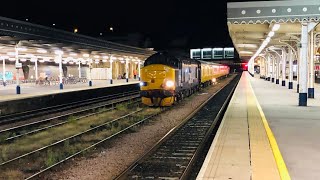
[44,57,50,62]
[212,78,217,83]
[54,50,63,55]
[77,58,84,61]
[102,59,107,62]
[31,57,37,62]
[67,57,73,61]
[120,60,125,63]
[62,61,68,64]
[20,58,27,62]
[118,57,124,61]
[93,55,100,59]
[39,59,45,63]
[74,28,78,33]
[111,57,117,60]
[69,61,74,64]
[70,53,77,56]
[237,44,258,48]
[125,58,130,61]
[165,80,174,88]
[239,51,253,54]
[37,49,47,53]
[7,52,15,56]
[265,36,271,43]
[134,61,138,64]
[9,58,15,61]
[102,56,109,59]
[268,31,275,37]
[83,53,90,58]
[272,24,281,31]
[17,47,27,51]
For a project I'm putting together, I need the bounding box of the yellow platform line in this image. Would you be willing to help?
[248,79,291,180]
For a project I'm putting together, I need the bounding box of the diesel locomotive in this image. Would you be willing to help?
[140,52,229,106]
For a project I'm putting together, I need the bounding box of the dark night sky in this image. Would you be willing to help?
[0,0,254,51]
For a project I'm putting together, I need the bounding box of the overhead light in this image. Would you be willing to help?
[55,50,63,55]
[268,31,275,37]
[93,55,100,59]
[70,53,77,56]
[118,57,124,61]
[102,56,109,59]
[237,44,258,48]
[239,51,253,54]
[7,52,15,56]
[83,54,90,58]
[31,57,37,62]
[37,49,47,53]
[102,59,107,62]
[272,24,281,31]
[17,47,27,51]
[44,57,50,62]
[9,58,15,61]
[20,58,27,62]
[39,60,45,63]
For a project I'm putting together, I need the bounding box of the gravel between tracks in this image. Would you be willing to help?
[47,75,235,180]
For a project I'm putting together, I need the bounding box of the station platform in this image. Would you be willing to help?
[0,79,139,102]
[197,72,320,180]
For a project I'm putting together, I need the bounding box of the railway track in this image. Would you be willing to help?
[0,93,140,143]
[116,75,240,179]
[0,90,139,125]
[0,105,167,179]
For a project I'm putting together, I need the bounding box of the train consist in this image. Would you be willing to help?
[140,52,229,106]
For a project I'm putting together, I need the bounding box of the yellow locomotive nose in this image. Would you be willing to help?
[140,64,176,106]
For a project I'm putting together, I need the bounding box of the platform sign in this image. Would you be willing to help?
[15,63,22,69]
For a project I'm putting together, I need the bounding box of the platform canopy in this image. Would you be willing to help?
[0,16,155,63]
[227,0,320,61]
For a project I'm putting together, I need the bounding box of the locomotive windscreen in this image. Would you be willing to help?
[144,52,180,68]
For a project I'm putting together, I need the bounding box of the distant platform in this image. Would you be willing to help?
[0,79,139,102]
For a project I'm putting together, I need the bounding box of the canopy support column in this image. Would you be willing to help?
[299,23,308,106]
[308,30,315,98]
[281,49,286,86]
[288,49,294,89]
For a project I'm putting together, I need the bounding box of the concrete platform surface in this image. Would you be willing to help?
[197,73,281,180]
[251,74,320,180]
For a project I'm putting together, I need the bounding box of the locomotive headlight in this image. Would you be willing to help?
[212,78,217,83]
[165,80,174,88]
